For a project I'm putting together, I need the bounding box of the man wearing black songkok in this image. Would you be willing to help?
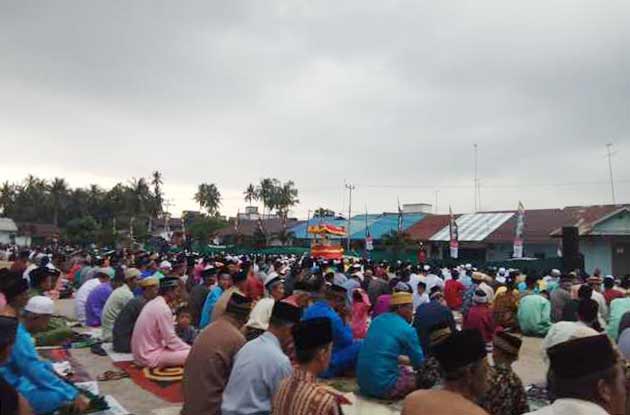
[403,329,490,415]
[222,302,302,415]
[273,318,348,415]
[525,334,626,415]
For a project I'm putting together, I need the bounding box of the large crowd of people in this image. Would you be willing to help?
[1,244,630,414]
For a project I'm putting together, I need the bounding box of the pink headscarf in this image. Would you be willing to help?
[351,288,371,339]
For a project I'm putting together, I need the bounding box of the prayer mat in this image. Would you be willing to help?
[38,347,93,383]
[324,377,359,394]
[526,383,551,411]
[113,362,183,403]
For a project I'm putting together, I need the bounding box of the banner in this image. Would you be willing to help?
[365,209,373,251]
[449,206,459,259]
[513,201,525,258]
[397,198,403,233]
[365,236,374,251]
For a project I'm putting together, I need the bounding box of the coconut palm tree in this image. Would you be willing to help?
[243,183,258,206]
[275,180,299,220]
[151,171,164,215]
[0,181,15,216]
[194,183,221,216]
[48,177,69,226]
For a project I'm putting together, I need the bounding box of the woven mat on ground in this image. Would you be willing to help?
[38,347,93,383]
[322,377,404,412]
[113,362,183,403]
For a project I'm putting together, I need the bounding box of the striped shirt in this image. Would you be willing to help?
[272,368,340,415]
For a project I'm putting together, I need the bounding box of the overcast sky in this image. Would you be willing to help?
[1,1,629,219]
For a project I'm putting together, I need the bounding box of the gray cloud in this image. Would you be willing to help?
[1,0,628,217]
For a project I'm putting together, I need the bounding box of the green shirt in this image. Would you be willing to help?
[33,317,74,346]
[101,285,134,342]
[607,298,630,340]
[517,294,552,337]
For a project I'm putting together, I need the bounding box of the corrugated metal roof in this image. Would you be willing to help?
[430,212,514,242]
[364,214,424,239]
[407,214,452,241]
[485,209,570,244]
[0,218,18,233]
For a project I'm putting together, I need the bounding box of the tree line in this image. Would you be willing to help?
[0,173,300,246]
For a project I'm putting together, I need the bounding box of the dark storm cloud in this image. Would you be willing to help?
[1,1,628,216]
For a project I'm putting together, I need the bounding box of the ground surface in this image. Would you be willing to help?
[53,299,546,415]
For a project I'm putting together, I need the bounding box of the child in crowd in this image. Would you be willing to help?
[175,307,198,345]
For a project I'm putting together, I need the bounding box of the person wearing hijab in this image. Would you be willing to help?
[350,288,371,339]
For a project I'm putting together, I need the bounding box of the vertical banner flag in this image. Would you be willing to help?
[513,201,525,258]
[449,206,459,259]
[234,209,240,233]
[365,208,373,251]
[397,197,403,233]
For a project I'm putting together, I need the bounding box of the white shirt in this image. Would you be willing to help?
[525,398,608,415]
[591,290,609,323]
[245,297,275,331]
[424,274,444,293]
[75,278,100,324]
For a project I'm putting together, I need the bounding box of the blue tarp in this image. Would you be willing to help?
[289,213,424,240]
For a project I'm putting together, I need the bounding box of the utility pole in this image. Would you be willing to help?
[474,144,479,212]
[434,190,439,214]
[606,143,616,205]
[163,199,174,235]
[345,183,355,251]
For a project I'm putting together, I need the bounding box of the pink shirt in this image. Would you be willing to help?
[372,294,392,318]
[131,296,191,368]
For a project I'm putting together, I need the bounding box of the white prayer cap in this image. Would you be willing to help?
[498,267,507,275]
[551,269,561,277]
[423,265,431,271]
[159,260,172,271]
[264,273,283,290]
[465,264,472,270]
[24,296,54,315]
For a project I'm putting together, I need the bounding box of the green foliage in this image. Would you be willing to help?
[256,178,299,219]
[0,173,167,245]
[381,230,415,260]
[65,216,100,246]
[188,215,227,245]
[243,183,258,205]
[194,183,221,216]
